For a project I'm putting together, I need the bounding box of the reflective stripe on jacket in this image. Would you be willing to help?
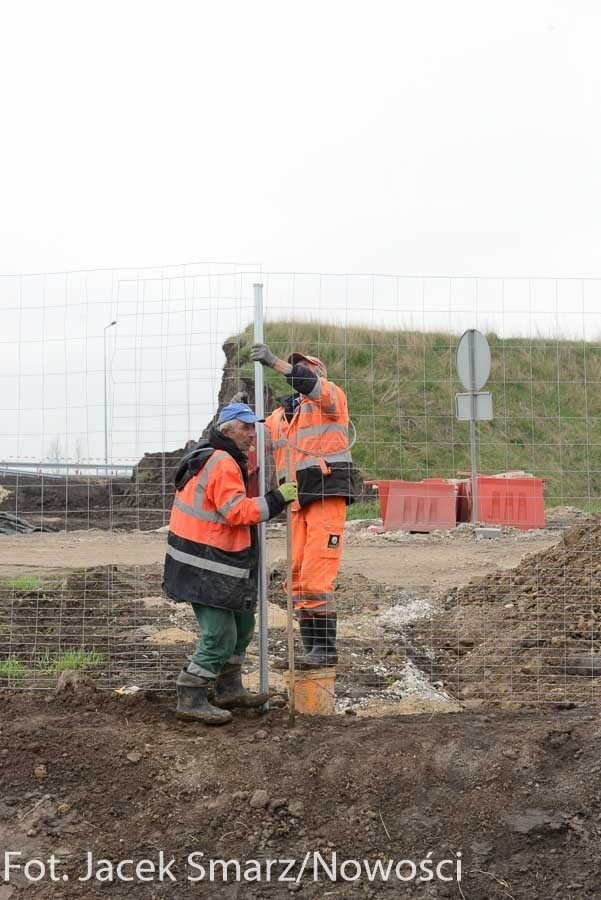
[265,376,355,508]
[163,448,272,611]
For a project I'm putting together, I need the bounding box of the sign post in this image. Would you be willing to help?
[456,329,493,523]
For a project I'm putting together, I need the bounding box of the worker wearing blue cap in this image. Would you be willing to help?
[163,402,298,725]
[217,402,265,426]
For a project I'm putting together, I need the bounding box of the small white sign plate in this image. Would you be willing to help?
[455,391,493,421]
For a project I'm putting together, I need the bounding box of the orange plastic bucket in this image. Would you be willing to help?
[284,668,335,715]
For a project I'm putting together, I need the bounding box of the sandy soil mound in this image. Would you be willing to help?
[413,517,601,702]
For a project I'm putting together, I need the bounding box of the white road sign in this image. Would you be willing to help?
[456,329,491,391]
[455,391,493,421]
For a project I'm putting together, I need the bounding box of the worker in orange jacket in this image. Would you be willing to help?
[163,401,297,724]
[251,344,356,667]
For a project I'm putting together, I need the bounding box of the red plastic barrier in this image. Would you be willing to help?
[374,479,459,532]
[370,474,545,531]
[476,476,545,530]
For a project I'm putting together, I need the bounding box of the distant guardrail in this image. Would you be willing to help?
[0,462,134,479]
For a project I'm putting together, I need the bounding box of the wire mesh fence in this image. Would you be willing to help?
[1,266,601,708]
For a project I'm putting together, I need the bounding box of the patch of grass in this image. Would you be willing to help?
[4,574,46,592]
[577,500,601,514]
[36,649,105,674]
[0,657,26,683]
[346,501,380,520]
[35,650,54,673]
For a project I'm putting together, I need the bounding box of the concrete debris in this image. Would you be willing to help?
[377,595,439,628]
[385,660,454,702]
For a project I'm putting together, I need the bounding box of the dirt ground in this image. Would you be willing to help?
[0,523,561,705]
[0,474,169,532]
[3,517,601,898]
[1,689,600,900]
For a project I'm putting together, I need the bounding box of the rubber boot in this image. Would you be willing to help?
[299,612,315,656]
[213,664,269,709]
[300,612,338,668]
[175,668,233,725]
[273,612,314,670]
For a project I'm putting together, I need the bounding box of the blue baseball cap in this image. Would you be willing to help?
[217,402,264,425]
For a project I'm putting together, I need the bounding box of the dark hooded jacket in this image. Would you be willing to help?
[162,427,286,611]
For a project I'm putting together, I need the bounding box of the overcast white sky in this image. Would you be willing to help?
[1,0,600,277]
[2,1,601,464]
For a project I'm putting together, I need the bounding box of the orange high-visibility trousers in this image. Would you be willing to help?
[288,497,347,611]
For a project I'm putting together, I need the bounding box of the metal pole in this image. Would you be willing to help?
[253,285,269,700]
[103,320,116,467]
[468,330,479,522]
[469,418,478,522]
[285,447,296,726]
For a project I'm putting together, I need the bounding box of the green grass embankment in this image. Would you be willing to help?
[230,322,601,507]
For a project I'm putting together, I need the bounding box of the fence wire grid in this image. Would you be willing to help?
[1,264,601,709]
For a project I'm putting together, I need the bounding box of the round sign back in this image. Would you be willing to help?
[456,329,491,391]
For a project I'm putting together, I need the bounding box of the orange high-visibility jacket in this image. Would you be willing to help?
[265,373,355,508]
[163,444,285,610]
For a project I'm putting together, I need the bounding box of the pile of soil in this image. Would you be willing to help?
[0,475,170,531]
[116,446,192,514]
[0,689,600,899]
[545,505,594,526]
[412,517,601,702]
[0,453,232,533]
[268,564,396,616]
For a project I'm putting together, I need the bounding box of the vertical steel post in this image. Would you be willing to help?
[468,330,479,522]
[253,284,269,698]
[285,446,296,726]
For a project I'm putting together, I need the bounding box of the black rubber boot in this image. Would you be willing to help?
[175,668,233,725]
[299,612,338,668]
[273,612,315,670]
[299,612,315,655]
[213,664,269,709]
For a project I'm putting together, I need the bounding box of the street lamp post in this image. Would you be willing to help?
[104,320,117,469]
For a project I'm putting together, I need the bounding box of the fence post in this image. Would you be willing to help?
[254,283,269,700]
